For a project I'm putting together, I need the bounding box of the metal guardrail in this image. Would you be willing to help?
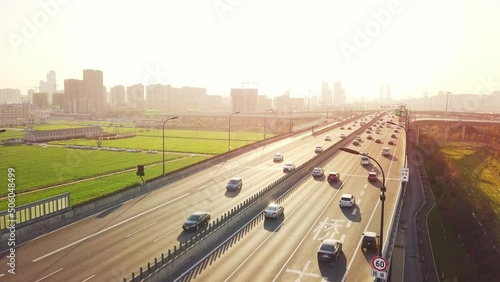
[0,193,70,232]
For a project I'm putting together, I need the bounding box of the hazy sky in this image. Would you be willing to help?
[1,0,499,100]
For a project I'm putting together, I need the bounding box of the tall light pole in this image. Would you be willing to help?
[446,91,451,113]
[339,147,387,260]
[263,109,273,140]
[228,111,240,151]
[162,116,178,175]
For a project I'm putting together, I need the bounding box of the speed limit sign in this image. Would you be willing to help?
[371,256,388,271]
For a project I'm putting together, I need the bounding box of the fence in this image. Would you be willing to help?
[0,193,70,231]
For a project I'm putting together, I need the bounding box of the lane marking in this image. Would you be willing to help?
[125,222,157,238]
[357,199,362,205]
[33,193,190,262]
[81,274,95,282]
[346,220,352,228]
[198,185,206,190]
[351,208,358,216]
[339,234,346,243]
[360,190,365,196]
[153,227,181,243]
[34,268,63,282]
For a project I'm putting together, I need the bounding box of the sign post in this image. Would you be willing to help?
[371,256,388,280]
[400,168,409,182]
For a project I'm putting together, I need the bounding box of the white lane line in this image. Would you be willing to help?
[153,227,181,243]
[346,220,352,228]
[363,184,367,188]
[351,208,358,216]
[33,193,190,262]
[34,268,63,282]
[339,234,346,243]
[125,222,157,238]
[81,274,95,282]
[0,274,4,278]
[360,190,365,196]
[198,185,206,190]
[357,199,362,205]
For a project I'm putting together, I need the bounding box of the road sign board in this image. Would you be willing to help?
[370,269,388,280]
[401,168,409,182]
[371,256,388,271]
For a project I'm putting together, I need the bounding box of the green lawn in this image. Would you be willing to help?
[0,155,208,210]
[0,128,25,141]
[0,145,184,194]
[428,207,476,280]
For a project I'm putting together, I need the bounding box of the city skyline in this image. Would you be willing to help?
[2,0,500,99]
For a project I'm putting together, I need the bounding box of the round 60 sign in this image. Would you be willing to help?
[371,256,388,271]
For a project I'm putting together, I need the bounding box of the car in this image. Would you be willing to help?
[391,133,397,138]
[382,146,391,156]
[361,231,379,251]
[339,194,355,208]
[340,133,346,138]
[355,135,362,141]
[367,135,373,140]
[226,177,243,191]
[315,146,324,153]
[368,170,378,182]
[327,172,340,182]
[317,239,343,262]
[360,155,370,165]
[283,162,295,172]
[312,167,324,177]
[352,140,360,146]
[347,127,352,130]
[182,212,211,231]
[375,138,382,143]
[273,153,284,162]
[366,130,371,134]
[263,203,284,218]
[324,136,331,141]
[340,126,345,130]
[394,129,399,133]
[388,140,395,145]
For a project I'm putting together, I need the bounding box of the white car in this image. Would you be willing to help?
[325,136,331,141]
[283,162,295,172]
[312,167,324,177]
[339,194,355,208]
[315,146,324,153]
[355,135,362,141]
[340,133,346,138]
[263,203,284,218]
[273,153,284,162]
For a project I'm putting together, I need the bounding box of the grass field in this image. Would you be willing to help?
[0,145,185,194]
[428,207,476,280]
[0,155,208,210]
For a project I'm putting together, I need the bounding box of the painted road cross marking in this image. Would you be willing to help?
[286,260,319,281]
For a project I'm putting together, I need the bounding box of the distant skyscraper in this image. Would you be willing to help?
[230,88,258,113]
[126,84,145,109]
[333,81,345,105]
[82,69,104,114]
[39,70,57,105]
[64,79,83,113]
[110,85,126,107]
[0,89,22,104]
[321,82,333,106]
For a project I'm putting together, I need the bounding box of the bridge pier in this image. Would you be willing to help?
[462,125,466,141]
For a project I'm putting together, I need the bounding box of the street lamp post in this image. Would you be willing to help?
[228,111,240,151]
[162,116,178,175]
[264,109,273,140]
[339,147,386,260]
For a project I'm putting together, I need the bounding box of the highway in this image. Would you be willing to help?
[173,114,405,282]
[0,113,405,282]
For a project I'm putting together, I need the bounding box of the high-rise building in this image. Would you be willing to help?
[321,82,333,106]
[181,86,206,111]
[126,84,145,109]
[39,70,57,105]
[64,79,83,113]
[230,88,258,113]
[0,89,22,104]
[110,85,126,107]
[32,93,49,107]
[386,85,391,100]
[333,81,345,105]
[82,69,104,114]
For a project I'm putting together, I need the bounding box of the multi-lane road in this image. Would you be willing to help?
[0,113,405,282]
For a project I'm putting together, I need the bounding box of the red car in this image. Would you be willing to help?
[327,172,340,182]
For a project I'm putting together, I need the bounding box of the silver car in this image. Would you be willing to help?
[263,203,284,218]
